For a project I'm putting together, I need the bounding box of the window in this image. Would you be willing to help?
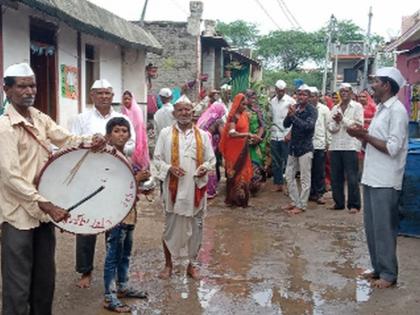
[85,44,99,105]
[343,68,358,83]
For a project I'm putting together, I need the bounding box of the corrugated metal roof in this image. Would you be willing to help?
[13,0,162,54]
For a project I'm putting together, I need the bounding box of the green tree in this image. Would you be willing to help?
[256,30,324,71]
[215,20,259,48]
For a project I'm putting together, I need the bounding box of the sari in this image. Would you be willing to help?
[197,102,226,198]
[247,104,266,195]
[121,91,150,169]
[359,91,376,129]
[219,94,253,207]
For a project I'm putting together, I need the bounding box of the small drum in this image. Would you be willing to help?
[37,147,137,234]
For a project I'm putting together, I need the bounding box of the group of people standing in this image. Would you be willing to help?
[0,60,409,315]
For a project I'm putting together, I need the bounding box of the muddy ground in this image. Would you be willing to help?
[2,181,420,315]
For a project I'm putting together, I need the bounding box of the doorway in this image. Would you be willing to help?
[30,19,57,120]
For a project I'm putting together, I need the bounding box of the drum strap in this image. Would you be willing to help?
[18,122,52,157]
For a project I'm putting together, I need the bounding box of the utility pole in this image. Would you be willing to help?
[139,0,149,24]
[322,15,336,95]
[362,7,373,90]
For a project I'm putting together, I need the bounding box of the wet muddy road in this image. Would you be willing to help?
[4,182,420,314]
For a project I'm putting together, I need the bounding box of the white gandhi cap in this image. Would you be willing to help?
[375,67,406,89]
[174,94,192,105]
[275,80,287,89]
[91,79,112,90]
[339,82,352,90]
[298,84,311,91]
[159,88,172,98]
[308,86,319,94]
[4,63,35,78]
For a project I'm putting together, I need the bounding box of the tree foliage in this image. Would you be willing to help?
[263,70,323,90]
[215,20,259,48]
[256,30,324,71]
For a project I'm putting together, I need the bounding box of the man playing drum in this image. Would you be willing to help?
[0,63,106,315]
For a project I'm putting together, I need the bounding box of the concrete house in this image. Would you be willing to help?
[386,10,420,120]
[0,0,162,127]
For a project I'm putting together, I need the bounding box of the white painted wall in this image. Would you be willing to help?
[57,24,79,128]
[2,8,30,69]
[122,48,147,121]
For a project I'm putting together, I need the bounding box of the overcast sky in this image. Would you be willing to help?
[89,0,419,40]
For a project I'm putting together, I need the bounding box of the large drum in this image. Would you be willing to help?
[37,147,137,234]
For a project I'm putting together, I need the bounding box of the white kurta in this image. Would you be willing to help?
[153,103,175,136]
[153,123,216,258]
[71,107,136,154]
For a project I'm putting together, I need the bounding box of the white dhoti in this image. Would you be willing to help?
[163,211,203,259]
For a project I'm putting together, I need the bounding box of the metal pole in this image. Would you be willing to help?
[362,7,373,89]
[140,0,149,23]
[322,15,335,95]
[333,43,339,91]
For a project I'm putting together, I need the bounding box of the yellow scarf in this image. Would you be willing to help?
[169,125,207,207]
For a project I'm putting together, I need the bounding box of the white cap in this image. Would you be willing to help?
[4,63,34,78]
[159,88,172,98]
[174,95,192,105]
[275,80,287,89]
[91,79,112,90]
[308,86,319,94]
[298,84,310,91]
[339,82,352,90]
[375,67,406,89]
[220,84,231,90]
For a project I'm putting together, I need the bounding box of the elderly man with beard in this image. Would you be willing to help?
[0,63,106,315]
[71,79,135,288]
[153,95,215,280]
[348,67,408,289]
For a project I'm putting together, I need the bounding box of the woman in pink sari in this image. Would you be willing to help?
[121,91,150,169]
[358,89,376,129]
[197,102,226,198]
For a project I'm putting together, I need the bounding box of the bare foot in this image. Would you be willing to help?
[281,203,295,211]
[287,207,304,215]
[349,208,360,214]
[373,278,396,289]
[158,266,172,279]
[77,273,92,288]
[186,264,201,280]
[271,185,283,192]
[359,270,379,281]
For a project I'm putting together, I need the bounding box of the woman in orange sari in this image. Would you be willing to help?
[219,93,260,207]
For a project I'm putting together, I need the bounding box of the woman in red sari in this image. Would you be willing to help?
[219,93,260,207]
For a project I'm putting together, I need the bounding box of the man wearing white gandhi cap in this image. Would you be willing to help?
[269,79,296,192]
[0,63,106,314]
[154,87,175,137]
[71,79,135,288]
[347,67,408,289]
[153,92,215,280]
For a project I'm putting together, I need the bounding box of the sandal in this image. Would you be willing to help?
[117,287,148,299]
[103,297,131,313]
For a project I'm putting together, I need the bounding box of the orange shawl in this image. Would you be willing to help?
[168,125,207,207]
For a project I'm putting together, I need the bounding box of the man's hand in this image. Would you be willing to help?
[90,133,107,152]
[135,170,151,182]
[333,112,343,123]
[169,166,186,178]
[347,124,367,140]
[284,132,292,143]
[287,105,296,117]
[195,166,208,178]
[38,201,69,222]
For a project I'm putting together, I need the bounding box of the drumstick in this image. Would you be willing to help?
[63,150,90,185]
[67,185,105,212]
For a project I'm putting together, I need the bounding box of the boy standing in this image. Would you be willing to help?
[103,117,149,313]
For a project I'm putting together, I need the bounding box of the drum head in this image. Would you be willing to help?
[38,148,137,234]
